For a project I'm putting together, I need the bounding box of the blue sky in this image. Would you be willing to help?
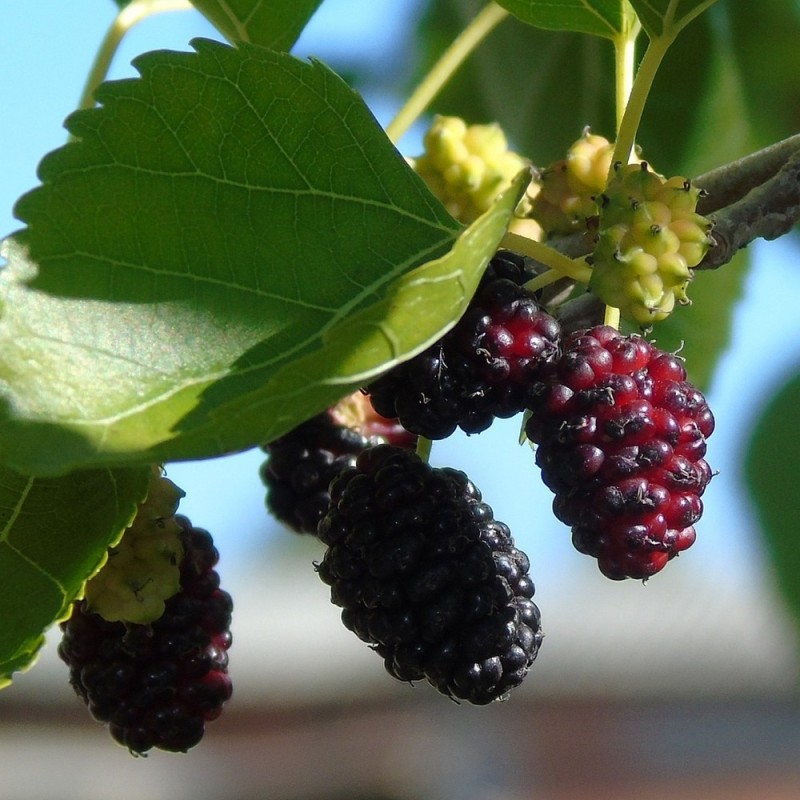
[1,1,798,594]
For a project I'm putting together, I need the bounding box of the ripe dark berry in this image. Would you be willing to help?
[260,393,415,534]
[366,251,561,439]
[525,325,714,580]
[58,516,233,755]
[317,444,543,704]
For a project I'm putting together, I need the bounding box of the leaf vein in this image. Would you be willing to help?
[0,476,34,544]
[1,540,67,597]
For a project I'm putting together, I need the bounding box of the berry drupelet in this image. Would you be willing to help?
[316,444,543,704]
[525,325,714,580]
[58,516,233,755]
[366,250,561,439]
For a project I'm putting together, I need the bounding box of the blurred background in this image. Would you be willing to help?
[1,1,799,798]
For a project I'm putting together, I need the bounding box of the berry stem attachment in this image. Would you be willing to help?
[76,0,192,114]
[415,436,433,464]
[523,269,566,293]
[502,231,593,285]
[385,3,509,145]
[603,304,621,330]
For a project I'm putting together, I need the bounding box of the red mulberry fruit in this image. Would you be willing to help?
[525,325,714,580]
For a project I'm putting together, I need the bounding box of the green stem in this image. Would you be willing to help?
[385,2,509,145]
[76,0,192,112]
[613,8,641,135]
[523,269,566,293]
[415,436,433,463]
[603,305,621,329]
[608,34,671,175]
[502,232,593,284]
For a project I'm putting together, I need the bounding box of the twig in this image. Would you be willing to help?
[694,133,800,215]
[699,149,800,269]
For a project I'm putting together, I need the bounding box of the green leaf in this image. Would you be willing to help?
[744,369,800,633]
[167,170,529,456]
[0,465,149,686]
[628,0,719,40]
[190,0,323,49]
[495,0,626,38]
[725,0,800,151]
[2,39,463,475]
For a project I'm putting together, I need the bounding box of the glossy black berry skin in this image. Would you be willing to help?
[261,412,371,534]
[525,325,714,580]
[366,251,561,439]
[58,516,233,755]
[317,445,542,704]
[261,405,415,535]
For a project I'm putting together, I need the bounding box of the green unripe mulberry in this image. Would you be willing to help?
[84,465,185,624]
[590,162,714,325]
[412,115,536,233]
[530,130,615,238]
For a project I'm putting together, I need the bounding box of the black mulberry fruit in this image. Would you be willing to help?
[58,516,233,755]
[317,444,543,704]
[366,251,561,439]
[260,393,415,534]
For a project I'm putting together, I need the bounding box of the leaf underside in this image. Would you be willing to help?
[495,0,625,38]
[190,0,324,50]
[629,0,719,40]
[0,465,149,686]
[1,38,528,475]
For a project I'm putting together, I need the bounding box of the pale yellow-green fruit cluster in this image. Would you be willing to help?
[84,465,185,624]
[589,161,714,325]
[530,130,615,238]
[412,115,537,233]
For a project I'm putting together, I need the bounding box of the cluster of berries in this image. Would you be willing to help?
[261,242,715,704]
[525,325,714,579]
[367,250,560,439]
[57,472,232,755]
[50,119,719,751]
[317,444,543,704]
[410,115,542,239]
[260,394,416,535]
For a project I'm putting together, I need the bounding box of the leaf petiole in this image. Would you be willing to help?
[613,4,642,135]
[609,33,671,173]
